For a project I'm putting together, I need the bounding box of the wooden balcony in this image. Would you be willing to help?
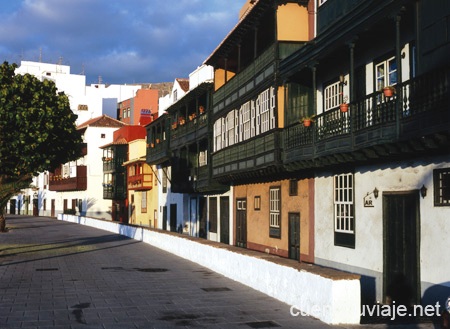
[49,166,87,191]
[127,173,153,191]
[103,185,126,200]
[283,66,450,171]
[212,44,277,114]
[212,130,283,182]
[170,113,208,148]
[102,158,126,173]
[317,0,395,35]
[146,140,171,165]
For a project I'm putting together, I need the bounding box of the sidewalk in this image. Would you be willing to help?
[0,215,335,329]
[0,216,439,329]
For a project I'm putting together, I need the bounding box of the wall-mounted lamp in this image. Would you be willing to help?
[420,185,427,198]
[339,74,347,86]
[373,187,379,199]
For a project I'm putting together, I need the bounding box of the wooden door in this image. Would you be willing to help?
[288,213,300,261]
[220,197,229,244]
[236,199,247,248]
[383,191,420,305]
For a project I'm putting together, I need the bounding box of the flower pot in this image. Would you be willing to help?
[340,103,349,112]
[303,119,312,127]
[383,87,395,97]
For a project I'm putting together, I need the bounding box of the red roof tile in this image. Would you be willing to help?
[77,115,126,130]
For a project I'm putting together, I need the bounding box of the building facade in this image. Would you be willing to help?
[204,0,315,261]
[280,0,450,306]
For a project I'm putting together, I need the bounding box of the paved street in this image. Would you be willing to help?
[0,215,337,329]
[0,216,438,329]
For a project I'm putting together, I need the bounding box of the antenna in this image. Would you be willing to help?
[39,48,42,62]
[98,76,103,84]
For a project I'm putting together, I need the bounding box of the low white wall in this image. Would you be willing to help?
[58,214,360,325]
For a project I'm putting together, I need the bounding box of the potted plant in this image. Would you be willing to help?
[382,86,395,97]
[301,115,315,127]
[340,96,349,112]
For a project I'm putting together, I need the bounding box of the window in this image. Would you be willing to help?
[141,191,147,213]
[375,56,397,91]
[269,187,281,238]
[199,151,207,167]
[260,88,271,133]
[254,196,261,210]
[289,179,298,196]
[334,173,355,248]
[323,81,341,111]
[285,83,311,126]
[101,133,105,139]
[434,168,450,206]
[214,119,223,152]
[226,110,235,146]
[162,168,168,193]
[242,102,251,140]
[173,90,178,102]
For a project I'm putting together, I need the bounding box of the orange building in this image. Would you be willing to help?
[119,88,159,126]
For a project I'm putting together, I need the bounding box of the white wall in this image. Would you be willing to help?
[314,156,450,304]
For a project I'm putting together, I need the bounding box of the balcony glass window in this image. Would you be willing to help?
[323,81,340,112]
[214,119,223,152]
[242,102,251,140]
[227,110,235,146]
[286,83,311,125]
[375,56,397,91]
[260,88,271,133]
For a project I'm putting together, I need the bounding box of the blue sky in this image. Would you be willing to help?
[0,0,247,84]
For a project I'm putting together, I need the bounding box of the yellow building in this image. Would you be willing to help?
[124,139,158,227]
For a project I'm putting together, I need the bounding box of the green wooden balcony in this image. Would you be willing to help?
[283,66,450,170]
[212,130,282,182]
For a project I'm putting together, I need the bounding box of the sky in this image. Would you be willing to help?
[0,0,247,85]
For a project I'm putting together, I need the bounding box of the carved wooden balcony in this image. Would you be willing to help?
[283,66,450,170]
[49,166,87,191]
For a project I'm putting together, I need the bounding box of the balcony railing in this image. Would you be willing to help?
[212,130,281,179]
[170,113,208,146]
[127,173,153,190]
[283,66,449,167]
[103,186,126,200]
[213,44,277,112]
[103,158,126,172]
[147,140,170,165]
[49,166,87,191]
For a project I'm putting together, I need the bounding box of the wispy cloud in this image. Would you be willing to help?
[0,0,246,84]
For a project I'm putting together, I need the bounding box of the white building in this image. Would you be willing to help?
[15,61,141,125]
[9,61,141,218]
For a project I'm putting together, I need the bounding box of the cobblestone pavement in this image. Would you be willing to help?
[0,216,438,329]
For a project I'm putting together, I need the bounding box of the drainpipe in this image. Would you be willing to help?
[312,65,317,154]
[415,0,421,74]
[395,13,402,139]
[349,41,355,147]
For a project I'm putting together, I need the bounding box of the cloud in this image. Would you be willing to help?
[0,0,247,84]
